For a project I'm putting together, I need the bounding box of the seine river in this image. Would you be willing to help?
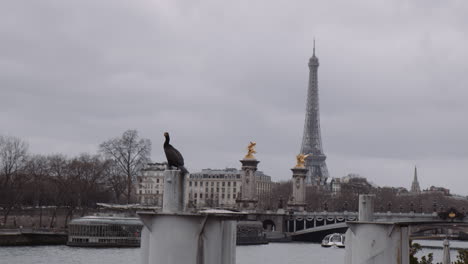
[0,241,463,264]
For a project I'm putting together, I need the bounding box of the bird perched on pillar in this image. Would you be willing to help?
[163,132,189,174]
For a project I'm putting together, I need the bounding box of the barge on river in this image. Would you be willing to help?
[67,216,143,247]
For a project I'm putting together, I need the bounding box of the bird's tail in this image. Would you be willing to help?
[179,166,189,175]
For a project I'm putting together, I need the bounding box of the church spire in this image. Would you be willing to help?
[410,166,421,194]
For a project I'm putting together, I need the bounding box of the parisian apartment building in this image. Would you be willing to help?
[136,163,275,208]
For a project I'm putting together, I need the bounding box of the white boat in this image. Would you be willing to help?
[321,233,345,248]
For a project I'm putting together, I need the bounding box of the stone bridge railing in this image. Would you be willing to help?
[285,212,358,232]
[255,211,440,233]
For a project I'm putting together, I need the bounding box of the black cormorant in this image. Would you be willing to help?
[163,132,188,174]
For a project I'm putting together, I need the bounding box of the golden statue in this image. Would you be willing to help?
[244,142,257,159]
[295,153,310,168]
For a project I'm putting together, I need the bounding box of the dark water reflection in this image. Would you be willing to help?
[0,243,344,264]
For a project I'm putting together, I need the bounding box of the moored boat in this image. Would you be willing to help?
[321,233,345,248]
[67,216,143,247]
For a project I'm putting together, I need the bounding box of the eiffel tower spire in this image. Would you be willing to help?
[300,43,329,185]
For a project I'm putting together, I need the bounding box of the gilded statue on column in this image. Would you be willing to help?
[295,153,310,168]
[244,142,257,159]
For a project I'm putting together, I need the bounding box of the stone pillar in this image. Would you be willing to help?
[288,167,308,211]
[237,158,259,210]
[139,212,237,264]
[358,194,375,222]
[345,223,409,264]
[139,168,238,264]
[163,169,185,213]
[442,239,451,264]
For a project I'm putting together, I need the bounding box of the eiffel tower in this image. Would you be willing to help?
[300,41,329,185]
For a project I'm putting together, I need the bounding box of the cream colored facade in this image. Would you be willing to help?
[137,163,165,206]
[187,168,274,208]
[137,164,274,208]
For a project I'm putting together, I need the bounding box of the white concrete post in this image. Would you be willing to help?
[163,169,185,213]
[345,223,409,264]
[140,226,150,264]
[139,169,238,264]
[359,195,375,222]
[139,213,237,264]
[442,239,451,264]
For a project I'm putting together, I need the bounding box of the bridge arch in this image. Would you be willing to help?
[262,219,276,232]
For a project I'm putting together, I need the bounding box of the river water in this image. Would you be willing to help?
[0,241,464,264]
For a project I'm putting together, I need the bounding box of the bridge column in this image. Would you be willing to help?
[288,166,308,212]
[236,157,259,211]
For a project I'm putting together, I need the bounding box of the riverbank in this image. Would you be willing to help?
[0,229,67,246]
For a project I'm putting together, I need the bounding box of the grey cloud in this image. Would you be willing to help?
[1,0,467,194]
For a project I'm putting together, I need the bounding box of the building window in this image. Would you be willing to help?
[189,181,192,186]
[228,182,231,187]
[195,182,198,187]
[200,193,203,198]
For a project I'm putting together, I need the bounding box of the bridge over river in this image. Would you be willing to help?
[250,210,448,242]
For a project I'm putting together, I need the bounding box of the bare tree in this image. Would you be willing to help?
[23,154,50,227]
[99,130,151,204]
[0,135,28,187]
[67,154,110,215]
[0,135,29,224]
[47,154,75,227]
[103,159,127,203]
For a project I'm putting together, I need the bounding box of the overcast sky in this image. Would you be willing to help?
[1,0,467,194]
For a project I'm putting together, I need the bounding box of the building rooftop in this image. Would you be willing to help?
[69,215,143,226]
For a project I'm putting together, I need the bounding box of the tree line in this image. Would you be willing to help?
[261,177,468,214]
[2,130,467,226]
[0,130,151,225]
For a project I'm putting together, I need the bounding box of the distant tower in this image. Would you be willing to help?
[410,166,421,194]
[300,41,329,185]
